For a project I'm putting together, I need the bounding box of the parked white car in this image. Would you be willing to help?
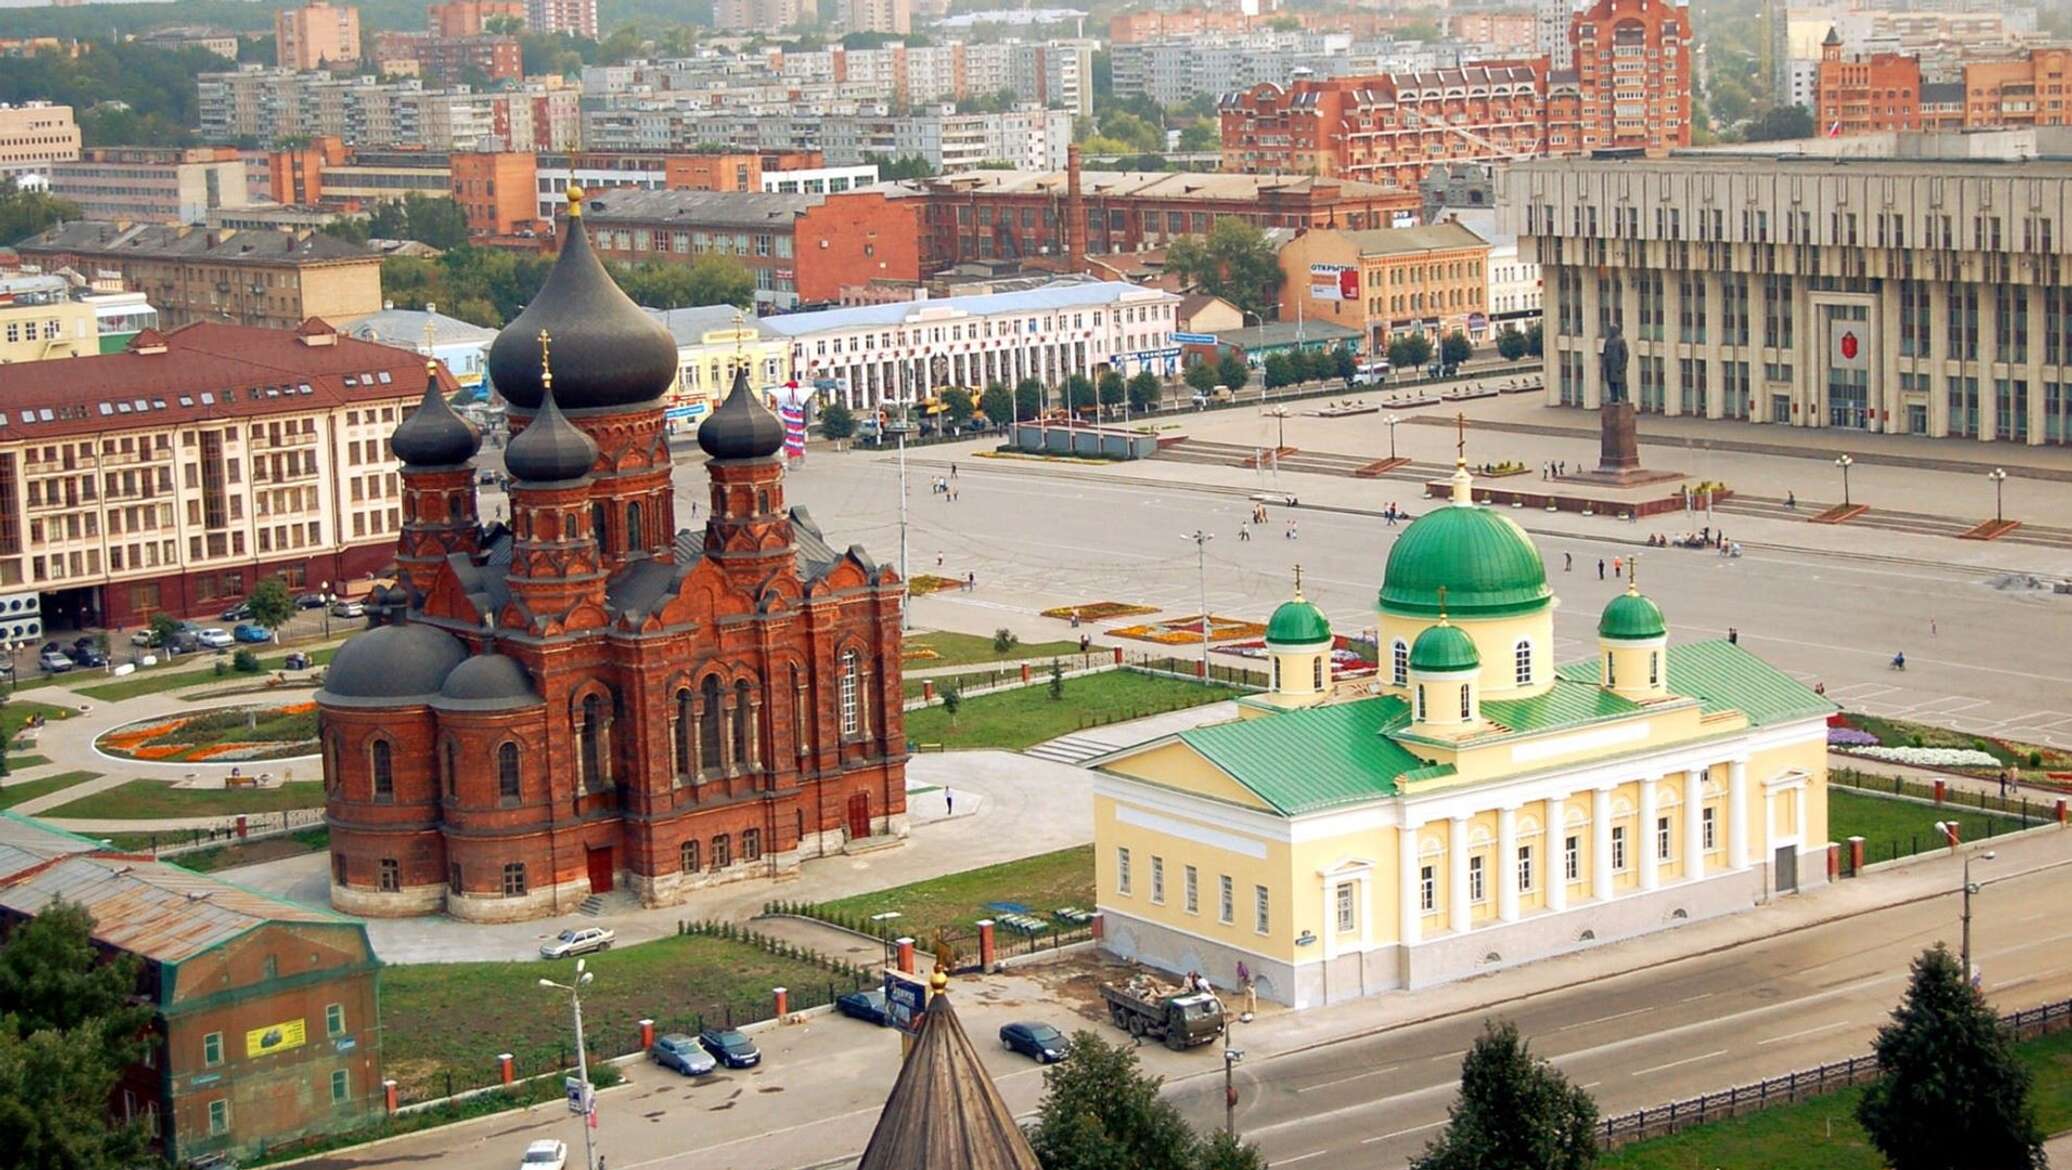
[518,1139,567,1170]
[539,927,614,959]
[195,627,234,649]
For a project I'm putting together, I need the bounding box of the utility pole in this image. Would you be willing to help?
[1182,530,1214,683]
[539,961,599,1170]
[896,409,911,631]
[1223,1046,1245,1136]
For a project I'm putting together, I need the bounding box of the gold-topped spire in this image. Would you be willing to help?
[537,328,553,390]
[566,183,586,217]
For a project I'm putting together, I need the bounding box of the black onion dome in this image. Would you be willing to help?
[318,623,468,706]
[504,385,598,484]
[433,652,542,711]
[484,196,678,412]
[698,366,786,460]
[391,364,481,467]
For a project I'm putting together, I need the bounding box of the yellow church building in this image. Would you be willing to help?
[1090,462,1834,1007]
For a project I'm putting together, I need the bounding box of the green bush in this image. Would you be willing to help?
[232,649,261,673]
[2029,750,2044,767]
[993,628,1019,655]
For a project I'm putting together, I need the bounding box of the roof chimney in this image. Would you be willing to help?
[1065,144,1086,275]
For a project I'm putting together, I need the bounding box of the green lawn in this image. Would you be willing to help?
[809,845,1095,945]
[903,660,1107,700]
[904,630,1088,669]
[43,779,326,819]
[72,646,338,702]
[1600,1025,2072,1169]
[6,754,48,770]
[3,700,76,747]
[380,935,852,1101]
[164,827,330,873]
[1829,789,2026,867]
[0,770,101,811]
[904,669,1239,750]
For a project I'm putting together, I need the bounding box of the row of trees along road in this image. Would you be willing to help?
[1405,943,2044,1170]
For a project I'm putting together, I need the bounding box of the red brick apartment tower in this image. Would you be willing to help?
[1570,0,1692,155]
[321,186,907,922]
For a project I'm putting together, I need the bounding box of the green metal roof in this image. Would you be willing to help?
[1480,679,1644,733]
[1599,590,1667,640]
[1555,639,1836,727]
[1266,597,1332,645]
[1409,622,1480,672]
[1379,503,1552,618]
[1175,697,1430,815]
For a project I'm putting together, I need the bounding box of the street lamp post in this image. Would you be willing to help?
[1181,530,1214,684]
[320,581,333,640]
[1935,825,1993,982]
[893,409,911,631]
[1988,467,2007,524]
[1265,406,1289,451]
[1223,1046,1245,1137]
[539,960,600,1170]
[1835,453,1854,507]
[1383,413,1401,462]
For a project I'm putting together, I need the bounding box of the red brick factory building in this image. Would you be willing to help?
[320,187,907,922]
[0,319,442,629]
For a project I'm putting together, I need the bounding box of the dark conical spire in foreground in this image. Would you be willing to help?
[698,365,787,461]
[390,362,481,467]
[484,184,678,412]
[856,975,1041,1170]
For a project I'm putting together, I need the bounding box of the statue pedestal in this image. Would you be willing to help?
[1556,401,1685,488]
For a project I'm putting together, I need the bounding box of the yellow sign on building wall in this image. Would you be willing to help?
[246,1018,308,1058]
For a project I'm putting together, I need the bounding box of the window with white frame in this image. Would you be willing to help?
[1392,639,1408,685]
[1517,844,1535,892]
[1184,865,1198,913]
[1313,655,1325,689]
[1117,847,1132,894]
[1564,834,1580,882]
[1657,815,1673,862]
[1335,881,1355,932]
[1650,650,1660,686]
[1419,864,1436,912]
[1219,874,1233,923]
[1468,854,1486,903]
[1254,885,1270,934]
[1703,806,1718,851]
[838,649,860,736]
[1514,639,1532,685]
[1460,683,1472,719]
[1611,825,1628,871]
[1150,855,1165,904]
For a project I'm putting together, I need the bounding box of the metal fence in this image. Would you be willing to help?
[1599,997,2072,1147]
[1833,766,2059,821]
[1121,652,1270,690]
[1832,769,2054,877]
[120,807,327,858]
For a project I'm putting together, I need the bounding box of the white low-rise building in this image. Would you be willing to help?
[761,280,1180,410]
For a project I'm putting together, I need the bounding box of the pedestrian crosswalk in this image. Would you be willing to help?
[1023,733,1121,767]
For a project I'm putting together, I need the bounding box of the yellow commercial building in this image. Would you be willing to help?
[1092,462,1833,1007]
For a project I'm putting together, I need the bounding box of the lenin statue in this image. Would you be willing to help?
[1596,322,1641,473]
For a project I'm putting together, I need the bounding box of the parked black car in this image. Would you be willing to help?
[835,988,889,1026]
[295,592,328,609]
[220,601,252,621]
[696,1028,761,1069]
[999,1022,1068,1063]
[69,638,107,667]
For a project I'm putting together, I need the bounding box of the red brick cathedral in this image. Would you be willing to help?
[319,188,906,921]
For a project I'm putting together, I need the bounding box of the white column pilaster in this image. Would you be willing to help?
[1496,805,1519,923]
[1729,759,1750,869]
[1684,769,1706,882]
[1546,794,1568,912]
[1592,786,1613,903]
[1638,775,1659,891]
[1448,815,1470,935]
[1398,821,1422,947]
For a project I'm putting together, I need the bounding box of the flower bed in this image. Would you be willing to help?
[907,574,963,596]
[1040,601,1159,622]
[98,703,320,763]
[1839,745,2001,768]
[1111,614,1268,645]
[1827,727,1878,748]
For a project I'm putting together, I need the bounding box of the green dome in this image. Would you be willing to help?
[1380,504,1551,618]
[1409,622,1480,673]
[1598,590,1667,640]
[1266,597,1332,645]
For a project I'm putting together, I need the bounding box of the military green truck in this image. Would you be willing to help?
[1099,974,1226,1050]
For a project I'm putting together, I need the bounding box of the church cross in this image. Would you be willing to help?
[1455,411,1467,463]
[1293,563,1303,594]
[537,329,554,388]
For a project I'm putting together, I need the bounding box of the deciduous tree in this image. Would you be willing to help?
[246,577,296,637]
[979,383,1014,425]
[1127,371,1162,411]
[1411,1019,1597,1170]
[1496,327,1528,362]
[1029,1031,1198,1170]
[817,400,855,441]
[1217,354,1251,393]
[1098,371,1126,408]
[941,387,975,425]
[1388,333,1433,374]
[1440,330,1474,368]
[1165,218,1284,321]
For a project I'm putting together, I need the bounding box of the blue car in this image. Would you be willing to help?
[232,623,272,643]
[649,1033,716,1077]
[697,1027,760,1069]
[836,988,889,1026]
[999,1022,1068,1063]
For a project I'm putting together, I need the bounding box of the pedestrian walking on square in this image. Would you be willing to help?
[951,462,958,479]
[1728,627,1738,645]
[1785,491,1796,509]
[1998,771,2008,798]
[1613,556,1623,578]
[1239,521,1251,541]
[966,571,976,590]
[945,788,954,816]
[1598,557,1606,579]
[936,552,944,569]
[1930,617,1937,638]
[1565,552,1573,572]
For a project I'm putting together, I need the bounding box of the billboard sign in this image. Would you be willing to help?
[1310,264,1359,302]
[245,1019,308,1059]
[884,970,927,1035]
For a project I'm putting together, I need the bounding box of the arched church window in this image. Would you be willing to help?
[700,675,723,770]
[1392,639,1409,686]
[1312,655,1325,690]
[1515,640,1533,686]
[579,693,604,787]
[371,740,393,801]
[591,501,608,553]
[626,500,643,551]
[498,742,521,801]
[1460,683,1472,720]
[838,651,861,737]
[674,687,693,776]
[733,679,752,764]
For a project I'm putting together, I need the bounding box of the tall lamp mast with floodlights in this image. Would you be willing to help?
[1988,467,2007,524]
[1835,453,1854,507]
[539,960,600,1170]
[1181,530,1214,683]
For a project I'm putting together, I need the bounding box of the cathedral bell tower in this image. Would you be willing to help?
[390,360,482,599]
[699,367,794,584]
[501,332,607,623]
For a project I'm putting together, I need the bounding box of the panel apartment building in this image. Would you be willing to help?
[1504,132,2072,446]
[0,101,80,179]
[47,147,251,225]
[0,319,434,626]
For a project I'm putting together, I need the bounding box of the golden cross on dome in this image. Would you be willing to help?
[1437,584,1450,622]
[1455,411,1467,466]
[1628,552,1640,592]
[537,328,554,389]
[1292,563,1304,597]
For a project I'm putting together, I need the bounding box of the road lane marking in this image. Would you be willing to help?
[1365,1121,1446,1143]
[1426,1049,1467,1063]
[1756,1020,1854,1046]
[1678,992,1716,1004]
[1556,1006,1652,1032]
[1276,1150,1330,1164]
[1296,1064,1401,1093]
[1631,1049,1727,1077]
